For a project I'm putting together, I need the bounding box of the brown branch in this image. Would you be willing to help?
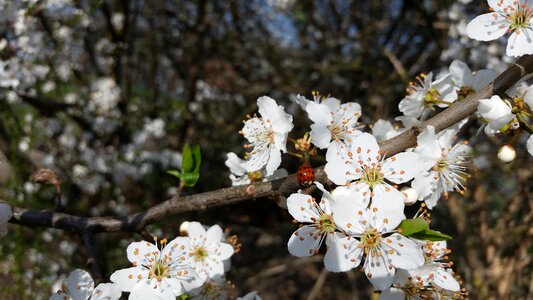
[7,55,533,234]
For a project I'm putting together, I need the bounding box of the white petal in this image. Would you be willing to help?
[241,118,266,144]
[506,28,533,57]
[325,140,351,161]
[399,93,424,118]
[257,96,294,134]
[324,159,358,186]
[225,153,247,176]
[471,69,497,91]
[188,222,207,240]
[321,97,342,112]
[370,188,405,230]
[161,236,191,260]
[466,13,508,41]
[412,172,437,201]
[206,225,224,243]
[264,146,282,176]
[364,250,395,290]
[352,133,381,163]
[328,185,366,233]
[245,144,269,172]
[527,135,533,157]
[310,123,332,149]
[127,241,160,266]
[416,126,442,163]
[217,243,235,261]
[382,152,422,184]
[110,267,146,293]
[286,193,320,223]
[128,279,175,300]
[478,96,512,122]
[307,102,333,126]
[433,268,461,292]
[386,234,425,270]
[287,225,323,257]
[91,283,122,300]
[66,269,94,300]
[324,234,362,272]
[449,60,473,87]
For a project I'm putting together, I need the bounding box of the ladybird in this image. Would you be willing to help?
[297,162,315,187]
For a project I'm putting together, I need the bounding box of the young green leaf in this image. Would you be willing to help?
[181,172,200,187]
[398,218,429,237]
[182,144,194,173]
[410,229,452,241]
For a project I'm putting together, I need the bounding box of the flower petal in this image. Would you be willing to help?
[287,193,320,223]
[310,123,332,149]
[385,233,425,270]
[287,225,323,257]
[449,60,473,87]
[471,69,497,91]
[382,152,422,184]
[324,234,362,272]
[66,269,94,300]
[506,28,533,57]
[110,267,146,293]
[91,283,122,300]
[206,225,224,243]
[466,13,508,41]
[324,158,359,186]
[364,249,395,290]
[370,188,405,230]
[527,135,533,157]
[128,279,176,300]
[188,222,207,241]
[377,287,405,300]
[307,102,333,126]
[264,146,282,176]
[217,243,235,261]
[127,241,160,266]
[328,186,366,233]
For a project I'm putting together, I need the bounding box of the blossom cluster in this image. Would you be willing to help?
[48,222,260,300]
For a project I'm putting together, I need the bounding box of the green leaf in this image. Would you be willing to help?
[410,229,452,241]
[167,170,182,178]
[181,144,202,173]
[191,145,201,173]
[176,294,191,300]
[398,218,429,237]
[181,172,200,187]
[182,144,194,173]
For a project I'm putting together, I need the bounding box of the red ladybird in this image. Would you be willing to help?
[297,162,315,187]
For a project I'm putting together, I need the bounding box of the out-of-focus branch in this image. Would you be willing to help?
[7,55,533,234]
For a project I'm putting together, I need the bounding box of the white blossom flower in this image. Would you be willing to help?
[110,237,202,299]
[449,60,496,95]
[189,274,230,300]
[377,269,429,300]
[372,120,403,143]
[305,96,362,160]
[225,152,287,186]
[0,202,13,237]
[412,241,461,292]
[186,222,235,281]
[399,73,457,120]
[241,96,293,176]
[50,269,121,300]
[413,126,471,208]
[286,183,352,261]
[325,133,421,205]
[478,95,517,135]
[324,192,424,290]
[466,0,533,57]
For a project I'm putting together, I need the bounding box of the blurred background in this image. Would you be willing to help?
[0,0,531,299]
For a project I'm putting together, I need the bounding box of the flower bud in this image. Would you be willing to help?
[401,187,418,205]
[179,221,190,236]
[497,145,516,163]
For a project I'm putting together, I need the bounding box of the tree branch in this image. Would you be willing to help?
[8,55,533,233]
